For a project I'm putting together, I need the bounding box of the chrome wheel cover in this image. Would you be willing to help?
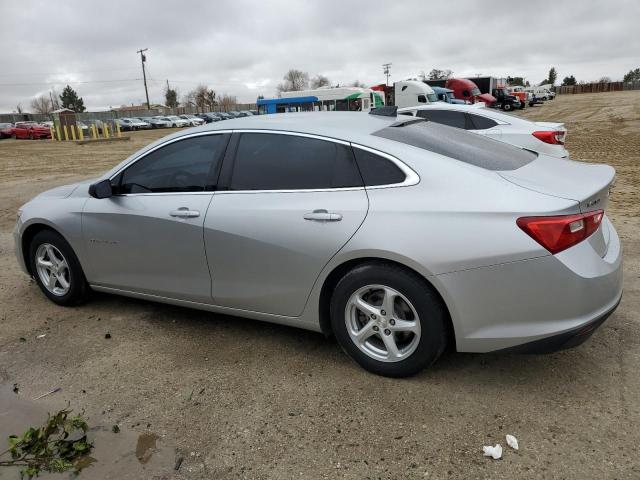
[35,243,71,296]
[345,284,421,362]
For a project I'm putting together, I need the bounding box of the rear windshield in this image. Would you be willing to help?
[373,120,536,171]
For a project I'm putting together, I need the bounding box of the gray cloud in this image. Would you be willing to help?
[1,0,638,111]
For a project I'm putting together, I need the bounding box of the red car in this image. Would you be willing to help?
[11,121,52,140]
[0,122,13,139]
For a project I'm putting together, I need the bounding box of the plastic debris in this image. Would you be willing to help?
[506,434,519,450]
[37,334,46,339]
[483,444,503,460]
[33,387,61,400]
[105,333,112,339]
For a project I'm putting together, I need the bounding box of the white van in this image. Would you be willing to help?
[525,86,555,101]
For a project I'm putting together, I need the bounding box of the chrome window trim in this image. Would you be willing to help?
[109,128,418,197]
[350,143,420,189]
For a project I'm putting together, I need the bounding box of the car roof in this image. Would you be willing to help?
[194,112,399,142]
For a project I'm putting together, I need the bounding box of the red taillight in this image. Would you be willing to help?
[532,130,565,145]
[517,210,604,254]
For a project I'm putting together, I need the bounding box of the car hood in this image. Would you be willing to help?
[34,181,86,199]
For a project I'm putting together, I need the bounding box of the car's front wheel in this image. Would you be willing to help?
[330,262,448,377]
[29,230,89,306]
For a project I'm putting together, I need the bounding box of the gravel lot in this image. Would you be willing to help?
[1,92,639,479]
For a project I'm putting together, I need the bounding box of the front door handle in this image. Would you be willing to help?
[303,209,342,222]
[170,207,200,218]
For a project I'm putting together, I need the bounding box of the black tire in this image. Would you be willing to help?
[503,103,513,111]
[330,262,448,378]
[28,230,89,306]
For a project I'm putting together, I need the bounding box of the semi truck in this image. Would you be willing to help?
[425,78,496,106]
[466,76,522,111]
[370,80,438,108]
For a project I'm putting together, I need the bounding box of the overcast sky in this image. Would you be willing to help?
[1,0,638,112]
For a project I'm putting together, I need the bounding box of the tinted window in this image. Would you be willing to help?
[417,94,427,103]
[372,121,535,171]
[353,148,406,186]
[230,133,362,190]
[468,114,498,130]
[416,110,466,129]
[120,134,226,193]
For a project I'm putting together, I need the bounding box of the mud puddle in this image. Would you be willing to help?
[0,384,180,479]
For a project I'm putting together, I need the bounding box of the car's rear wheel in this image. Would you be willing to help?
[29,230,89,306]
[330,262,448,377]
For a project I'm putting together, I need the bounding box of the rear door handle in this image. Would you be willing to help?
[170,207,200,218]
[303,209,342,222]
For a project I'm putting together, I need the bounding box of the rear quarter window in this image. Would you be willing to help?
[372,121,536,171]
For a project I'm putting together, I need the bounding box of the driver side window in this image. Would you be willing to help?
[119,134,227,194]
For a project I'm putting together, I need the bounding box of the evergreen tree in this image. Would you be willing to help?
[59,85,86,112]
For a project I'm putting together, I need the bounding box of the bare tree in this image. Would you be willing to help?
[50,88,61,110]
[277,69,309,93]
[218,93,237,111]
[310,74,330,88]
[204,89,217,110]
[598,76,612,83]
[183,90,197,108]
[350,80,366,88]
[30,95,53,114]
[15,103,23,114]
[427,69,453,81]
[164,85,179,108]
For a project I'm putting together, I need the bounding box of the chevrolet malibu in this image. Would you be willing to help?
[14,111,622,377]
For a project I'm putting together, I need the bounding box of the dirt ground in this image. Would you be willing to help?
[0,92,638,479]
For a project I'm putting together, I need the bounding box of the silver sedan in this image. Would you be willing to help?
[14,111,622,377]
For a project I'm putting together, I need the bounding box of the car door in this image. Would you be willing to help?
[204,131,369,317]
[82,132,230,302]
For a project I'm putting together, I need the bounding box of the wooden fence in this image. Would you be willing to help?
[556,81,640,94]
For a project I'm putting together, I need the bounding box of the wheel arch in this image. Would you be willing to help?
[318,256,457,350]
[21,222,69,276]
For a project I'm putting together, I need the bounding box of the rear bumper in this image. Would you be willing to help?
[494,294,621,353]
[436,216,623,353]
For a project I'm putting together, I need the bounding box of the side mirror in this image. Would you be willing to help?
[89,179,113,199]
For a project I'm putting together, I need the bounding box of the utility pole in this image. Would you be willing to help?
[382,63,392,86]
[137,48,150,109]
[49,91,55,111]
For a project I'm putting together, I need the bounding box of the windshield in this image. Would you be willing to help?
[372,121,535,171]
[471,87,481,96]
[427,93,438,103]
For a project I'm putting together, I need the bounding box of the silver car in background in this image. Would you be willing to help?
[14,111,622,377]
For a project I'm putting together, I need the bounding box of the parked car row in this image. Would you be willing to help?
[0,121,52,140]
[195,110,258,123]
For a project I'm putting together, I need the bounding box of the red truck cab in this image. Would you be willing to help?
[444,78,496,105]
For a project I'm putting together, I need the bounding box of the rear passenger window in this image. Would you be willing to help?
[416,110,466,129]
[230,133,362,190]
[468,114,498,130]
[353,148,406,186]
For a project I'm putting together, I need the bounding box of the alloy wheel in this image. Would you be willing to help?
[345,284,421,362]
[35,243,71,296]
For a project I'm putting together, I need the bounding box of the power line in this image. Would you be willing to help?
[0,78,142,87]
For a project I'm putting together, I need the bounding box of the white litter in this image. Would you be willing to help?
[506,434,519,450]
[36,334,46,339]
[483,444,503,460]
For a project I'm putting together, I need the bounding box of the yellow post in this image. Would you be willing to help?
[115,122,121,137]
[91,125,97,139]
[63,125,69,141]
[104,124,110,139]
[78,125,84,141]
[71,125,77,141]
[50,127,55,141]
[56,125,62,141]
